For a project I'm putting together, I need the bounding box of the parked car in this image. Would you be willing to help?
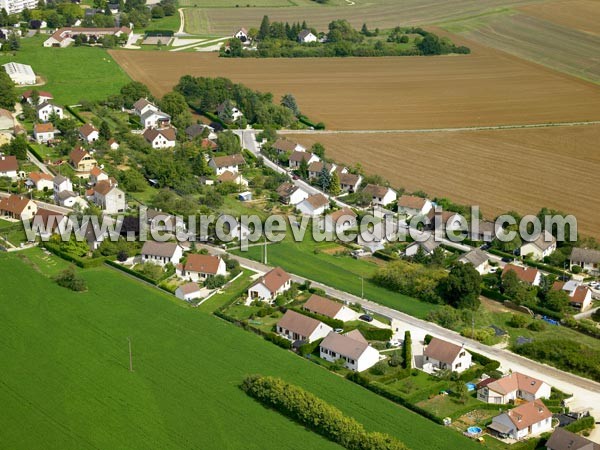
[501,256,514,263]
[292,175,299,180]
[359,314,373,322]
[334,328,344,333]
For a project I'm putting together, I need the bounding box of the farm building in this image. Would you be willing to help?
[2,62,36,85]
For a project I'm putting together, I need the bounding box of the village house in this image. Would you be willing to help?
[107,138,120,150]
[276,182,310,205]
[32,208,67,238]
[303,294,356,322]
[422,337,472,374]
[143,127,177,149]
[175,282,203,302]
[69,147,97,175]
[339,172,362,193]
[289,150,319,169]
[0,194,37,220]
[140,241,183,266]
[26,172,54,191]
[569,247,600,274]
[477,372,551,404]
[43,26,132,48]
[209,154,245,175]
[298,29,318,43]
[297,193,329,217]
[502,264,542,287]
[0,154,18,180]
[272,138,305,155]
[89,166,109,185]
[489,400,552,440]
[0,108,14,130]
[36,102,63,122]
[56,190,88,209]
[217,170,248,187]
[233,27,249,43]
[276,310,332,344]
[216,101,243,121]
[79,124,99,143]
[53,174,72,197]
[22,90,53,105]
[520,230,557,260]
[92,178,125,213]
[405,236,440,257]
[363,184,397,207]
[325,207,357,234]
[320,330,380,372]
[185,123,216,141]
[247,267,291,303]
[397,194,432,216]
[308,161,337,180]
[178,254,227,282]
[133,99,171,129]
[552,280,593,311]
[133,98,158,117]
[469,219,501,242]
[545,428,600,450]
[458,248,491,275]
[33,122,57,144]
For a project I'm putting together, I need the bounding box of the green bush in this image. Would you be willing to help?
[402,330,412,369]
[564,416,595,433]
[242,375,408,450]
[357,325,392,341]
[527,320,547,331]
[508,313,529,328]
[54,266,87,292]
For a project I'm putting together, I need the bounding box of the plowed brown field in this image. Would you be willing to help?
[110,49,600,130]
[519,0,600,36]
[285,125,600,238]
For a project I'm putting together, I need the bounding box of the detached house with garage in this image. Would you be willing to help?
[489,400,552,440]
[477,372,551,404]
[303,294,356,322]
[422,337,471,374]
[320,330,380,372]
[520,230,557,261]
[133,98,170,130]
[140,241,183,266]
[363,184,397,207]
[247,267,291,303]
[209,153,245,175]
[69,147,97,175]
[178,254,227,282]
[276,310,332,344]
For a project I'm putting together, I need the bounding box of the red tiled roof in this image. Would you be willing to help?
[0,155,18,172]
[184,254,222,275]
[502,264,540,284]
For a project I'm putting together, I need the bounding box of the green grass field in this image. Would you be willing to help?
[0,35,131,105]
[0,248,483,450]
[231,236,437,318]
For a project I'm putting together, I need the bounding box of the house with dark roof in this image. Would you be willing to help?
[458,248,490,274]
[302,294,356,322]
[247,267,291,303]
[22,90,53,105]
[422,337,471,374]
[276,310,332,344]
[276,182,309,206]
[489,400,552,440]
[141,241,183,266]
[320,330,380,372]
[569,247,600,274]
[405,235,439,258]
[477,372,551,404]
[546,428,600,450]
[36,102,63,122]
[339,172,362,193]
[298,29,317,43]
[307,161,337,180]
[178,254,227,282]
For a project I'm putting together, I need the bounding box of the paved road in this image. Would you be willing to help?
[27,150,53,175]
[201,242,600,441]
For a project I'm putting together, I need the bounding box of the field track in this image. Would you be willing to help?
[110,39,600,130]
[285,124,600,238]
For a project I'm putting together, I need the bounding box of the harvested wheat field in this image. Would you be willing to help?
[519,0,600,36]
[110,49,600,130]
[285,124,600,238]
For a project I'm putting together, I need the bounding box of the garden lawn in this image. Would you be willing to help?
[0,252,483,450]
[198,268,255,312]
[232,236,437,318]
[0,35,131,105]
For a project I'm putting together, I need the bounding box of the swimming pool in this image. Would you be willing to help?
[467,426,482,435]
[466,382,476,391]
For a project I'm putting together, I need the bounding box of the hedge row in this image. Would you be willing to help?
[189,104,229,130]
[105,259,158,285]
[43,242,107,268]
[373,250,398,261]
[298,115,325,130]
[488,248,515,260]
[27,144,45,164]
[356,325,392,341]
[523,258,569,277]
[214,310,292,350]
[523,302,564,321]
[402,331,412,369]
[65,105,86,124]
[481,287,509,303]
[564,415,595,433]
[242,375,408,450]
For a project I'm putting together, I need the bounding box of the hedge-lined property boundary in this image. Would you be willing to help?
[241,375,408,450]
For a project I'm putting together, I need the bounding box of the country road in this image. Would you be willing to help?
[201,243,600,443]
[277,120,600,135]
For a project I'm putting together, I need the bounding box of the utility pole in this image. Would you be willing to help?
[128,337,133,372]
[264,237,268,265]
[359,276,364,299]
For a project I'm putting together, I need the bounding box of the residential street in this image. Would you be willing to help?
[202,243,600,442]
